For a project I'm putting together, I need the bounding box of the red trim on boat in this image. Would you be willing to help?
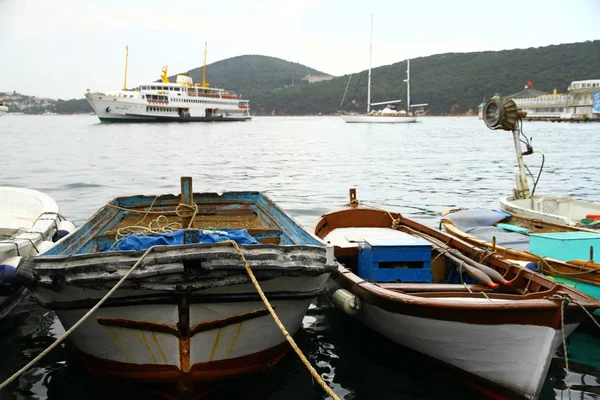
[69,341,291,382]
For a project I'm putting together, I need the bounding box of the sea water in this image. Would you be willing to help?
[1,115,599,400]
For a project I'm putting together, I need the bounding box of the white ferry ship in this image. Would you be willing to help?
[86,46,251,123]
[507,79,600,121]
[86,68,250,122]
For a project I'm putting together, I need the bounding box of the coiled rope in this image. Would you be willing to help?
[0,246,157,391]
[224,239,340,400]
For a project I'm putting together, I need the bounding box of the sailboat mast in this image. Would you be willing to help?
[367,14,373,114]
[406,59,410,111]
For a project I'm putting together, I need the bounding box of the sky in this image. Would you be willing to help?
[1,0,599,99]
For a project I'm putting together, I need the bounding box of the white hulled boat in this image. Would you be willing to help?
[482,98,600,226]
[342,15,427,124]
[0,100,7,117]
[0,187,73,319]
[86,45,251,123]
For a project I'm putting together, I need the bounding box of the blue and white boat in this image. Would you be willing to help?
[12,177,336,396]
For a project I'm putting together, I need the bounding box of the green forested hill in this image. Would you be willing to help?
[7,41,599,115]
[252,40,600,115]
[171,55,326,100]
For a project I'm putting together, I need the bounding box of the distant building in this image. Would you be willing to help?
[504,80,600,121]
[303,74,335,84]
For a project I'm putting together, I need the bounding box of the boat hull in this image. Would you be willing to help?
[53,297,312,382]
[355,298,576,399]
[500,195,600,225]
[26,263,332,385]
[86,96,251,123]
[340,115,418,123]
[327,272,578,400]
[0,105,7,117]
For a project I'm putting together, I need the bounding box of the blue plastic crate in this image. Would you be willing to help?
[529,231,600,262]
[357,236,433,282]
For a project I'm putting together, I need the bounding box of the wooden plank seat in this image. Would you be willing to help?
[376,283,492,293]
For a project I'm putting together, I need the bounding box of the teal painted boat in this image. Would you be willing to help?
[441,208,600,312]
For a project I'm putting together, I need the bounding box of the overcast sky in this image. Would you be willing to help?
[1,0,599,99]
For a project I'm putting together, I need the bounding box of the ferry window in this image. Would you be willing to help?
[151,86,156,90]
[142,95,145,99]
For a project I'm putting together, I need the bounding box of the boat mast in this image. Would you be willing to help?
[404,59,410,112]
[367,14,373,114]
[123,45,129,91]
[202,42,209,88]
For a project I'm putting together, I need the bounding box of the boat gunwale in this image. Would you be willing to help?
[440,209,600,285]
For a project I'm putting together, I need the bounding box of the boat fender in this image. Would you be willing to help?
[332,289,361,315]
[53,221,76,242]
[35,240,56,255]
[509,260,539,272]
[0,257,22,284]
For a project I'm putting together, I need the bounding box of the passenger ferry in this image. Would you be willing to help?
[86,46,251,123]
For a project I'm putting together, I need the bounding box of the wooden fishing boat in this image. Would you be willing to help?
[0,187,72,320]
[314,189,600,400]
[13,177,336,397]
[441,208,600,309]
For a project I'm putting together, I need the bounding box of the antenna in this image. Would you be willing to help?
[123,45,129,91]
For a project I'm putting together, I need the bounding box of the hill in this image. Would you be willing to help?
[171,55,328,100]
[4,41,599,116]
[251,40,600,115]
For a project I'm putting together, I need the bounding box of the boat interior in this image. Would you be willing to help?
[442,208,600,262]
[47,192,319,257]
[314,208,577,300]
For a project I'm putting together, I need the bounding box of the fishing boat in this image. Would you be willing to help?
[12,177,336,397]
[341,15,426,124]
[313,189,600,400]
[481,97,600,226]
[0,100,7,117]
[0,187,72,319]
[85,45,251,123]
[441,208,600,312]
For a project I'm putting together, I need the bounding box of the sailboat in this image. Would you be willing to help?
[341,16,427,124]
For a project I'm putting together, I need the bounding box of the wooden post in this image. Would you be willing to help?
[180,177,194,229]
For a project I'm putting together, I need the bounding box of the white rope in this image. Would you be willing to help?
[560,298,572,399]
[0,246,157,391]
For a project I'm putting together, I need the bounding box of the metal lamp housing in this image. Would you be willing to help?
[483,98,518,131]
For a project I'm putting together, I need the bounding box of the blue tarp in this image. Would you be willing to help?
[111,228,258,252]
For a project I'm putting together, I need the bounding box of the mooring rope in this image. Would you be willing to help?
[224,240,340,400]
[0,246,156,391]
[559,296,572,399]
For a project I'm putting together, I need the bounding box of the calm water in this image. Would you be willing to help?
[1,115,600,400]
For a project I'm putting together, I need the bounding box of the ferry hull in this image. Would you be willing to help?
[0,106,7,117]
[341,115,418,123]
[86,96,251,123]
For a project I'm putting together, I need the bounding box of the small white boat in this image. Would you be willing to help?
[500,195,600,226]
[482,97,600,227]
[0,100,7,117]
[0,187,72,319]
[341,15,426,124]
